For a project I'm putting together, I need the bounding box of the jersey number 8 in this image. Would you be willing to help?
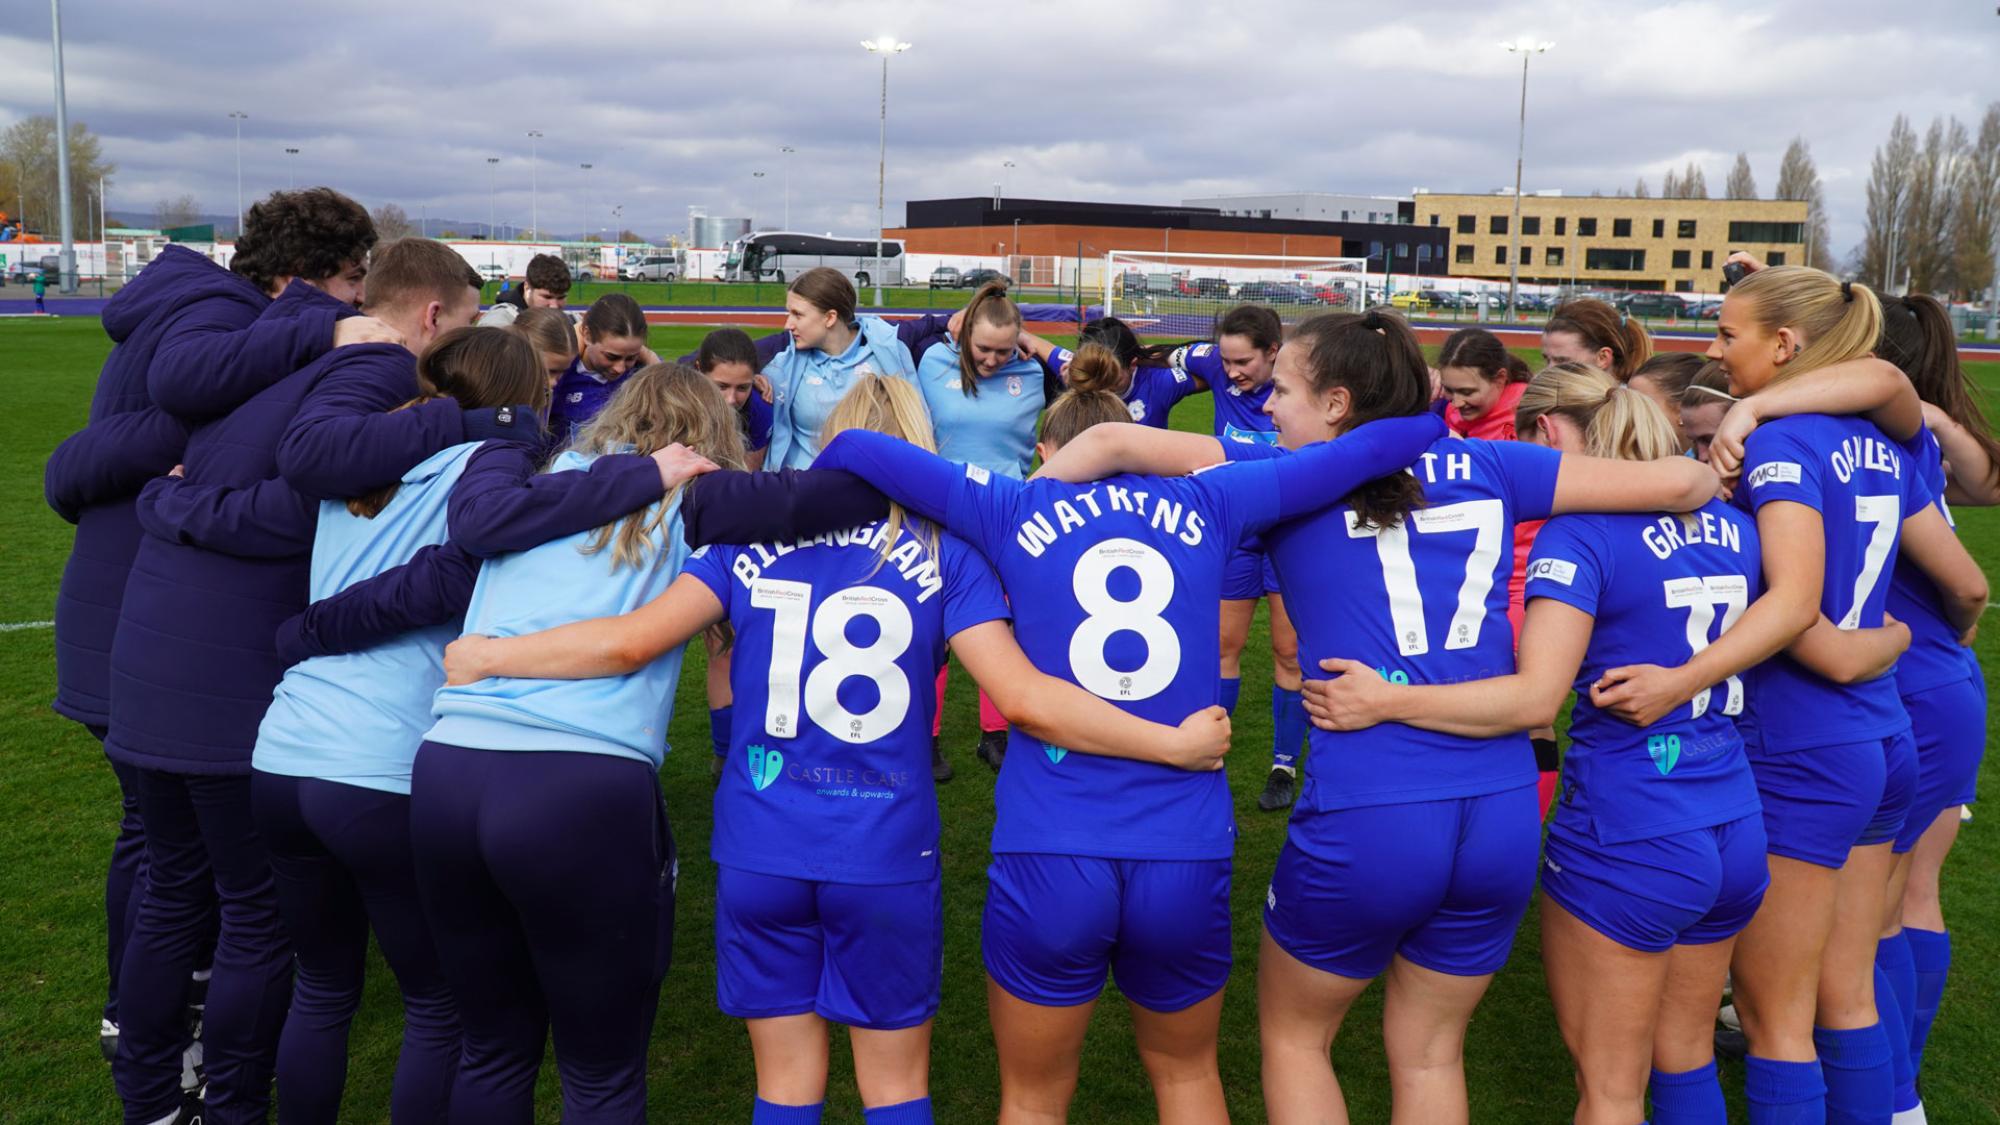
[1069,537,1180,702]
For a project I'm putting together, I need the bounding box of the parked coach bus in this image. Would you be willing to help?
[722,231,906,287]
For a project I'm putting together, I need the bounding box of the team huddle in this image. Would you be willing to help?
[43,187,1992,1125]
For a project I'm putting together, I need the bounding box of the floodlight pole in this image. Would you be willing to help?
[486,157,499,240]
[1503,38,1552,319]
[781,146,795,229]
[229,112,248,238]
[862,38,911,307]
[50,0,78,291]
[527,131,542,240]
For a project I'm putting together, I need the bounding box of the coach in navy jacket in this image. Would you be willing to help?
[102,238,516,1125]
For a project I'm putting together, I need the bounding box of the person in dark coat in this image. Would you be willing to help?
[41,187,388,1081]
[101,237,512,1125]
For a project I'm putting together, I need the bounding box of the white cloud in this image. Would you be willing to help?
[0,0,1993,258]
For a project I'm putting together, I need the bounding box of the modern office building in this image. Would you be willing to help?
[1410,191,1808,292]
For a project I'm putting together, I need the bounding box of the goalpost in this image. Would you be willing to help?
[1102,249,1372,338]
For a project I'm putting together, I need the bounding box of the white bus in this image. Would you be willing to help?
[722,232,906,287]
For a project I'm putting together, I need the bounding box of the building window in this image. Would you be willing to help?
[1672,249,1691,269]
[1728,221,1805,243]
[1577,218,1597,237]
[1767,251,1787,266]
[1456,244,1474,264]
[1522,216,1541,236]
[1456,214,1473,233]
[1556,216,1568,236]
[1678,219,1697,238]
[1613,218,1633,238]
[1652,219,1666,238]
[1495,246,1507,265]
[1585,248,1646,271]
[1369,241,1384,261]
[1490,215,1508,235]
[1428,214,1439,226]
[1701,250,1714,269]
[1417,244,1433,262]
[1520,246,1533,265]
[1395,243,1409,260]
[1675,280,1694,292]
[1546,247,1564,268]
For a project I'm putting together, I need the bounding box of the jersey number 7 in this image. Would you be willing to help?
[1346,499,1506,657]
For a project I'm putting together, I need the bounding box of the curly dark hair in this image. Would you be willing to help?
[230,188,377,294]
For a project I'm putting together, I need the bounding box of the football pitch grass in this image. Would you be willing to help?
[2,318,1996,1122]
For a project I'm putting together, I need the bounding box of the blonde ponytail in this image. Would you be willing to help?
[819,374,940,574]
[1516,361,1681,463]
[1729,266,1883,387]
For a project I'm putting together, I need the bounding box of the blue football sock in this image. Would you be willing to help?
[1649,1060,1726,1125]
[752,1098,824,1125]
[1220,675,1241,715]
[1877,932,1917,1043]
[1874,965,1919,1113]
[710,705,732,759]
[1271,685,1306,771]
[1815,1024,1892,1125]
[863,1097,934,1124]
[1744,1056,1826,1125]
[1904,927,1949,1077]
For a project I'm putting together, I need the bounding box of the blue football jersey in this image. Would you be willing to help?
[685,523,1008,884]
[941,464,1281,859]
[1740,415,1933,750]
[1232,436,1564,808]
[1046,345,1198,429]
[1169,342,1277,447]
[1885,428,1979,693]
[1525,503,1764,844]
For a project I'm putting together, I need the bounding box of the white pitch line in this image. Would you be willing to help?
[0,620,55,633]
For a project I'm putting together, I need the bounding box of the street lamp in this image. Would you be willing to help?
[228,111,248,237]
[780,145,796,229]
[527,130,542,240]
[485,157,499,240]
[1002,160,1015,204]
[861,36,912,307]
[1501,37,1553,317]
[284,147,301,189]
[580,163,593,242]
[752,170,766,225]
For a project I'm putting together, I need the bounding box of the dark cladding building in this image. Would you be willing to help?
[888,197,1449,278]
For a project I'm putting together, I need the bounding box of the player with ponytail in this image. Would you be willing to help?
[1543,298,1654,381]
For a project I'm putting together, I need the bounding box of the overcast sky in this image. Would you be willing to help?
[3,1,1997,256]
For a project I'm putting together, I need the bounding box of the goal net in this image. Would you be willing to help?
[1102,250,1371,338]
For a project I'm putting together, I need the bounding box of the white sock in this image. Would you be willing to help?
[1892,1105,1929,1125]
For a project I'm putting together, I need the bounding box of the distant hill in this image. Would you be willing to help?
[101,211,618,244]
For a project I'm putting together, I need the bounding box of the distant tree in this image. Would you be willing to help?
[1633,177,1651,198]
[616,228,642,243]
[371,202,415,241]
[438,228,461,239]
[1775,137,1835,272]
[1725,153,1758,199]
[1903,116,1968,294]
[1949,103,2000,299]
[1682,161,1709,199]
[1662,168,1681,199]
[153,194,202,231]
[1859,115,1919,289]
[0,115,116,236]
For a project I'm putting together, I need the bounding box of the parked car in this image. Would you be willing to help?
[1620,293,1689,318]
[1300,283,1353,307]
[1388,291,1436,311]
[1190,276,1231,298]
[961,268,1012,289]
[928,266,962,289]
[1232,280,1307,305]
[1684,299,1722,320]
[475,263,507,283]
[625,254,681,282]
